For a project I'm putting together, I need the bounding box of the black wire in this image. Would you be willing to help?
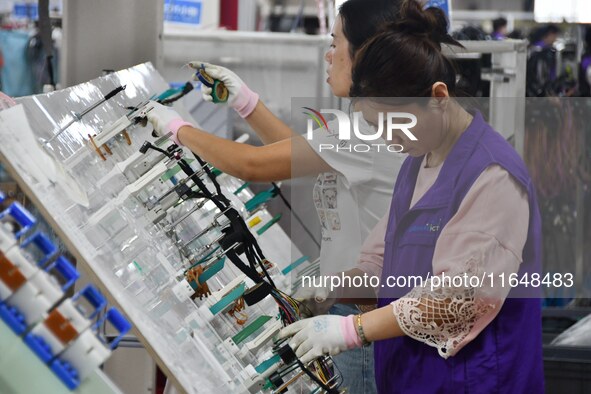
[182,190,208,200]
[147,143,334,386]
[177,151,280,289]
[192,152,230,207]
[178,158,227,212]
[139,117,285,303]
[244,245,256,270]
[187,151,282,288]
[271,182,321,249]
[140,142,170,157]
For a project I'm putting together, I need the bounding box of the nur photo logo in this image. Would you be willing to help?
[303,107,417,153]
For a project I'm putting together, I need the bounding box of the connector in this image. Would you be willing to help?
[50,307,131,390]
[6,255,79,332]
[19,232,58,267]
[25,285,102,363]
[0,202,37,251]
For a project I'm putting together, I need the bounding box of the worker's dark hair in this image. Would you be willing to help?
[492,17,507,32]
[544,24,560,36]
[350,0,464,98]
[339,0,402,58]
[528,24,560,44]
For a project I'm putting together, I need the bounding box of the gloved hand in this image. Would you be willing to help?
[188,61,259,118]
[277,315,362,364]
[293,278,341,317]
[145,101,193,146]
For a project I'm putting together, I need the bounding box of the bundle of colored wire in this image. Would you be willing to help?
[310,358,335,386]
[270,289,300,325]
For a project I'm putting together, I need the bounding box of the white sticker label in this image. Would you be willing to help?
[172,279,194,301]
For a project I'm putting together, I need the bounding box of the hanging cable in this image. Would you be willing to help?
[271,182,320,249]
[141,138,339,386]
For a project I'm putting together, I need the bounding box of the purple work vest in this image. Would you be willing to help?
[375,112,544,393]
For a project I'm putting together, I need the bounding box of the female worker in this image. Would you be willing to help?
[148,1,404,392]
[278,1,545,392]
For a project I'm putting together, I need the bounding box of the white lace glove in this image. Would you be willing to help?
[145,101,192,146]
[188,61,259,118]
[277,315,361,364]
[293,279,341,317]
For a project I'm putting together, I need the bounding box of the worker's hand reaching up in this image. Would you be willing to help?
[188,61,259,118]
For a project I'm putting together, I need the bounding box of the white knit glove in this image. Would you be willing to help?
[145,101,192,146]
[277,315,361,364]
[188,61,259,118]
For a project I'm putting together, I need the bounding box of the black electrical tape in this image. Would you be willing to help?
[104,85,126,101]
[277,344,298,365]
[219,220,244,249]
[243,282,272,306]
[219,210,276,289]
[225,249,262,285]
[268,372,286,392]
[139,141,152,154]
[181,81,194,95]
[175,183,192,198]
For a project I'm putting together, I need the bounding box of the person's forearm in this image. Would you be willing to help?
[245,101,294,144]
[362,305,405,342]
[177,125,291,182]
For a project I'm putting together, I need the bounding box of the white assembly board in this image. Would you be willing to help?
[0,63,321,393]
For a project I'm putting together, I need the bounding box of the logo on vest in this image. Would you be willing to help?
[408,218,443,233]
